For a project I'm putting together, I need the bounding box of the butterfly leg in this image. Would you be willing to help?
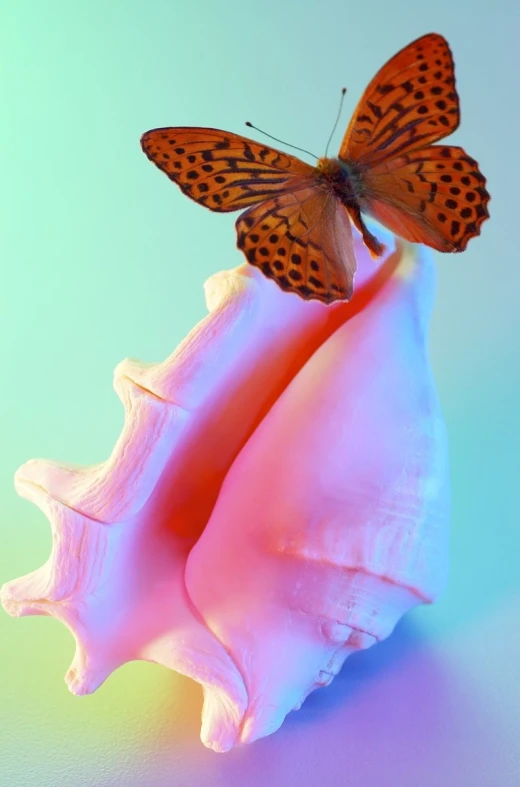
[348,206,385,259]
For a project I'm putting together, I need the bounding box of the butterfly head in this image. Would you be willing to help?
[316,156,337,175]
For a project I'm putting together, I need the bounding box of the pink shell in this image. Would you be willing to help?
[1,228,449,751]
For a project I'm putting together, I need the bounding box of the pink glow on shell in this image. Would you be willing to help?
[1,228,450,752]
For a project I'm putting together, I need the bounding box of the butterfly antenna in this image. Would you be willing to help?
[245,121,318,160]
[324,87,347,157]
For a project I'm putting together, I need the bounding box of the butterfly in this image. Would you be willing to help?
[141,33,490,305]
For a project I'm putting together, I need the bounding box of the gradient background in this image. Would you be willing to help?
[1,1,518,785]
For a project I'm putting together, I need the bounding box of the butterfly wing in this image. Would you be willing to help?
[340,33,459,165]
[339,33,489,250]
[236,185,356,304]
[141,127,314,211]
[142,127,355,304]
[359,146,490,251]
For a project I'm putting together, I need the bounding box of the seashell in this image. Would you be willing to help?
[1,226,450,752]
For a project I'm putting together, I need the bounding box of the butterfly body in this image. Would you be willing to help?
[142,33,490,304]
[316,157,360,205]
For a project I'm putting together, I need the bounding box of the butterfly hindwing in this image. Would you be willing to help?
[141,127,313,212]
[236,185,356,304]
[340,33,459,166]
[360,145,490,251]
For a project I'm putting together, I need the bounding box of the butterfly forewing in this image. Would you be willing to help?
[141,127,313,212]
[340,33,459,166]
[236,186,356,303]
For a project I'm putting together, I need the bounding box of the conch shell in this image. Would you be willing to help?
[1,227,450,752]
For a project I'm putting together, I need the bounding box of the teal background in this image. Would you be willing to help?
[1,1,518,785]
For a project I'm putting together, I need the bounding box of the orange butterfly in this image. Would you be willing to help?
[141,33,490,304]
